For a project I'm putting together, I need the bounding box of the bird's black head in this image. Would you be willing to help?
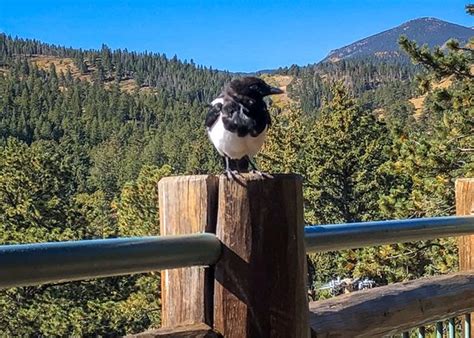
[227,77,284,100]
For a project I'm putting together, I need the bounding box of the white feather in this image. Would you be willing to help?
[207,99,267,159]
[211,97,224,106]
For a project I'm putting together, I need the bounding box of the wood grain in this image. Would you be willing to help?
[213,173,309,338]
[158,175,219,328]
[309,270,474,337]
[456,178,474,337]
[129,323,220,337]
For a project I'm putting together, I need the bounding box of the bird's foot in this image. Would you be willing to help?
[250,169,273,179]
[225,169,241,180]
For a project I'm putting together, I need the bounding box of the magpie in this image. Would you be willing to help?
[205,76,284,178]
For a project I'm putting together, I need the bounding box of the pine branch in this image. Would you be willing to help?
[399,36,474,80]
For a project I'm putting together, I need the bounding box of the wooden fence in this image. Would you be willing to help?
[0,175,472,337]
[129,175,474,338]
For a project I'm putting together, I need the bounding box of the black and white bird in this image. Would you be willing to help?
[205,77,284,178]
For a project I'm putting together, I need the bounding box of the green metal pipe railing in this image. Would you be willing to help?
[304,216,474,253]
[0,216,474,289]
[0,233,221,289]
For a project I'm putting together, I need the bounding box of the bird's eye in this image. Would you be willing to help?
[249,84,259,91]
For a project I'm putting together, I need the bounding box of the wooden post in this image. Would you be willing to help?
[213,174,309,337]
[457,178,474,337]
[158,175,219,328]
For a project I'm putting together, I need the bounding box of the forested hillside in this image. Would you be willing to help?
[0,34,230,335]
[279,58,418,115]
[0,34,232,98]
[0,15,472,335]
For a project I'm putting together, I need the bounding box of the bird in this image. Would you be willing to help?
[205,76,284,178]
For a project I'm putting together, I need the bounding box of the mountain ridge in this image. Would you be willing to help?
[322,17,473,63]
[1,17,472,74]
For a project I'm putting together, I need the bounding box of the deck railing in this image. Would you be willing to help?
[1,216,474,289]
[0,233,221,289]
[0,175,472,337]
[305,215,474,252]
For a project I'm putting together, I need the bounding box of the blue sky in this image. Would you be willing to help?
[0,0,472,72]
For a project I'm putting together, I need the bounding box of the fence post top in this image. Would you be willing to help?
[158,174,218,184]
[456,178,474,183]
[159,173,303,184]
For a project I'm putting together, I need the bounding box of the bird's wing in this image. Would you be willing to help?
[205,101,223,129]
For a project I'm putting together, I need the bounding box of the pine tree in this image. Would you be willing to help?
[0,139,163,336]
[304,84,392,224]
[116,164,172,236]
[386,14,474,218]
[259,104,307,174]
[399,36,473,80]
[366,12,474,286]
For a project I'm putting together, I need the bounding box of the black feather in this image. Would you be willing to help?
[204,102,222,128]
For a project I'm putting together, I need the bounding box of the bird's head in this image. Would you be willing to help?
[228,77,284,100]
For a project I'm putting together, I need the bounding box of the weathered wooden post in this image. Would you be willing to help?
[457,178,474,337]
[152,173,309,337]
[158,175,219,330]
[213,174,309,337]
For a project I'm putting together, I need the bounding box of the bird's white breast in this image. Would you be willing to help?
[207,98,267,159]
[207,116,267,159]
[211,97,224,106]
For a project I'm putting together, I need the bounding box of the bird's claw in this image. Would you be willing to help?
[250,169,273,179]
[225,169,241,180]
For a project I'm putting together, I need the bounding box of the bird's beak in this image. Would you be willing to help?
[269,87,284,95]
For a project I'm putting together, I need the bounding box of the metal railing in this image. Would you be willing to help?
[0,216,473,289]
[304,216,474,252]
[0,233,220,289]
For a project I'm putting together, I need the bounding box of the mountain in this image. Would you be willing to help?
[323,17,473,62]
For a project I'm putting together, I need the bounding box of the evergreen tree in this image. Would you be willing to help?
[384,21,474,218]
[304,84,391,224]
[116,164,172,236]
[0,139,162,335]
[259,105,307,174]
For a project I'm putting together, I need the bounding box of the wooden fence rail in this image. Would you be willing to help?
[308,270,474,337]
